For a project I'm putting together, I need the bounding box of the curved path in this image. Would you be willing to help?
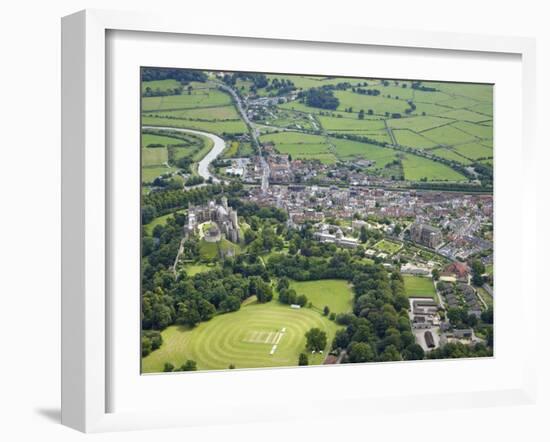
[142,126,226,184]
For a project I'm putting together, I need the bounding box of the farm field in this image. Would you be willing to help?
[403,275,438,301]
[329,138,397,167]
[401,153,467,182]
[142,85,231,112]
[289,279,354,315]
[142,147,168,167]
[430,148,472,165]
[387,115,450,132]
[317,115,386,131]
[141,299,341,372]
[141,132,187,148]
[148,105,240,120]
[142,115,247,135]
[141,165,176,183]
[453,143,493,160]
[334,90,411,115]
[142,79,181,94]
[393,129,437,149]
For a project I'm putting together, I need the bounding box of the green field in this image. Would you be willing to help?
[259,131,326,145]
[401,153,467,182]
[142,299,341,372]
[334,90,410,115]
[430,148,472,165]
[329,138,397,167]
[142,147,168,167]
[318,115,386,131]
[182,263,217,276]
[154,105,240,120]
[453,142,493,160]
[289,279,354,314]
[403,275,437,300]
[141,133,187,148]
[373,239,403,255]
[142,115,247,135]
[142,166,176,183]
[142,86,231,112]
[142,79,182,94]
[143,211,182,235]
[393,129,437,149]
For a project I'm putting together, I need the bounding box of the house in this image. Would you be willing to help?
[441,262,470,282]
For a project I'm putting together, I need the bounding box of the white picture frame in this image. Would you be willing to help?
[61,9,537,433]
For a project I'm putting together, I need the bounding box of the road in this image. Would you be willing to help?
[142,126,225,184]
[217,83,270,192]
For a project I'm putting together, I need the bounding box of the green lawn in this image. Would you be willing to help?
[182,263,217,276]
[142,299,341,372]
[289,279,354,315]
[143,211,182,235]
[373,239,403,255]
[403,275,437,300]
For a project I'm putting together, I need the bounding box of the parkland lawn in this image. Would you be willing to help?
[142,298,342,373]
[289,279,354,315]
[403,275,438,301]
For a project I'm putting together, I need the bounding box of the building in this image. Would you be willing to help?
[313,224,358,249]
[441,262,470,282]
[185,197,240,243]
[410,222,443,249]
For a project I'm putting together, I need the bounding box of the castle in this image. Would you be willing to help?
[185,197,240,243]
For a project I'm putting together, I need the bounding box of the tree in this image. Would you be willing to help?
[378,344,401,362]
[432,268,440,281]
[305,328,327,352]
[359,226,368,243]
[296,294,308,307]
[358,109,365,120]
[220,295,241,312]
[229,364,236,369]
[332,329,350,349]
[323,305,330,316]
[163,362,175,372]
[141,205,157,224]
[298,353,309,366]
[141,336,152,357]
[180,360,197,371]
[403,343,424,360]
[347,342,375,363]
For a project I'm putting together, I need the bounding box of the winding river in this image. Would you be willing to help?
[142,126,226,184]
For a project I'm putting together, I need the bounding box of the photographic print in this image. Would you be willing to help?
[140,68,494,374]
